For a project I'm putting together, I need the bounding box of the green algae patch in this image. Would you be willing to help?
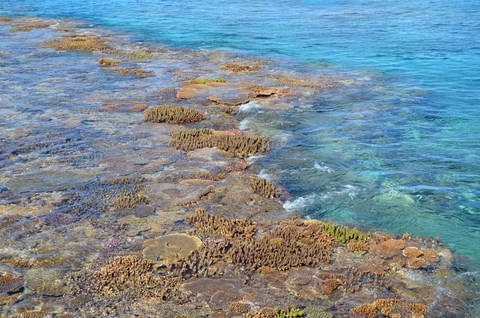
[191,77,226,84]
[144,105,204,124]
[143,233,202,265]
[312,220,369,244]
[248,176,277,198]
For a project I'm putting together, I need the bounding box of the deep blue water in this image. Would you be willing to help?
[1,0,479,263]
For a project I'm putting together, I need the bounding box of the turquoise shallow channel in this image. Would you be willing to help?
[1,0,479,284]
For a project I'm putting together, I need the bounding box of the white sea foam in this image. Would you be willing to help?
[239,118,250,130]
[258,169,271,180]
[239,101,262,112]
[342,184,359,199]
[246,155,265,164]
[314,161,334,173]
[283,194,318,212]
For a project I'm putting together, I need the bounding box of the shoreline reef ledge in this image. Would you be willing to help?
[0,16,476,318]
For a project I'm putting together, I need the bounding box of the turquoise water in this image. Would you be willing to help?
[1,0,479,264]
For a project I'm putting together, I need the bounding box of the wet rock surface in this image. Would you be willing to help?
[0,16,478,318]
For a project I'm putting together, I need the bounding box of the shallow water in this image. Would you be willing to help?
[1,0,478,265]
[1,0,479,314]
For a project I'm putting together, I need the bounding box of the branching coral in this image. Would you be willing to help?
[144,105,204,124]
[351,298,427,318]
[186,208,257,240]
[9,23,52,32]
[43,35,113,53]
[0,272,24,294]
[248,176,277,198]
[185,211,332,272]
[111,67,154,77]
[319,222,368,244]
[169,128,270,158]
[221,63,262,73]
[98,57,122,67]
[70,255,184,300]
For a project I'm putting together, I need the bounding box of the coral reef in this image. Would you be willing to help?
[0,17,13,22]
[319,221,369,244]
[9,22,52,32]
[303,307,333,318]
[221,62,262,73]
[144,105,204,124]
[275,308,305,318]
[351,298,427,318]
[0,272,24,294]
[169,128,270,158]
[98,57,122,67]
[10,311,49,318]
[190,77,226,84]
[248,176,277,198]
[58,177,149,215]
[143,233,202,265]
[100,102,148,112]
[70,255,184,300]
[43,35,113,53]
[111,67,154,77]
[128,51,157,60]
[186,208,257,240]
[275,75,341,89]
[185,211,332,271]
[241,83,290,97]
[245,307,305,318]
[229,301,251,315]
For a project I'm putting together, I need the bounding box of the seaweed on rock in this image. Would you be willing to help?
[169,128,270,158]
[144,105,204,124]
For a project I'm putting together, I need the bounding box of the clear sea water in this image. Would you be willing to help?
[1,0,479,266]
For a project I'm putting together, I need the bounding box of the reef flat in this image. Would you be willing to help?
[0,17,477,317]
